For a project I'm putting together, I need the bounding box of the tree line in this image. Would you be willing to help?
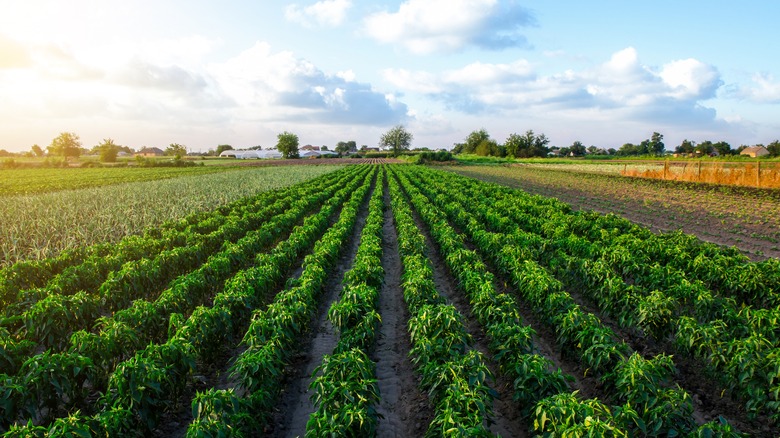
[3,127,778,162]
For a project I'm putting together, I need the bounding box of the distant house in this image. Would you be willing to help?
[135,147,164,157]
[301,144,320,151]
[740,146,770,158]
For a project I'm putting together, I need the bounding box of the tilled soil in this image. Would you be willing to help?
[374,180,431,437]
[268,176,376,438]
[405,188,527,437]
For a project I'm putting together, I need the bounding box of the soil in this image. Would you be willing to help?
[444,165,780,437]
[404,187,527,437]
[267,175,377,438]
[449,166,780,261]
[374,178,431,437]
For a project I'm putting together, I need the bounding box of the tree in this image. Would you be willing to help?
[676,139,695,154]
[504,130,549,158]
[695,140,714,156]
[321,145,328,151]
[216,144,233,155]
[475,139,499,156]
[48,132,82,160]
[767,140,780,157]
[380,125,413,156]
[713,141,732,156]
[335,141,352,154]
[587,146,600,155]
[30,144,44,157]
[165,143,187,157]
[649,132,665,155]
[96,138,120,163]
[276,131,300,158]
[569,141,586,157]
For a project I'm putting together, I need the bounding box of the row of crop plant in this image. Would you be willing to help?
[184,167,376,436]
[0,172,302,310]
[4,170,356,355]
[306,167,387,436]
[387,170,496,437]
[398,165,744,436]
[0,166,356,355]
[425,164,780,426]
[0,166,369,434]
[0,167,364,383]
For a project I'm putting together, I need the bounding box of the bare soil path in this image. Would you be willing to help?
[269,177,376,438]
[403,186,527,437]
[374,179,431,437]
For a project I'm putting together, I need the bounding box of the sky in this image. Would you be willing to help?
[1,0,779,153]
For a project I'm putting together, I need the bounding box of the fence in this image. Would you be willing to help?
[620,160,780,189]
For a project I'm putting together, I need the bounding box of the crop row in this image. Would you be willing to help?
[427,165,780,424]
[185,167,376,437]
[0,165,343,266]
[0,165,370,434]
[388,171,495,436]
[398,165,744,436]
[307,166,387,436]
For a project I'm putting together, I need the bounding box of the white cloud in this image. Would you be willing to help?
[730,73,780,103]
[660,58,721,100]
[209,42,408,125]
[285,0,352,28]
[383,47,725,130]
[362,0,533,54]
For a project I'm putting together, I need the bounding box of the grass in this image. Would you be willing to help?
[0,165,344,266]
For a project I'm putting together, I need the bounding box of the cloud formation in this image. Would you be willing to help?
[362,0,534,54]
[285,0,352,28]
[728,73,780,104]
[209,42,408,125]
[384,47,723,128]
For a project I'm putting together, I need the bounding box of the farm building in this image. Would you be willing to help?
[740,146,770,158]
[300,144,320,151]
[220,149,282,159]
[301,150,339,158]
[135,147,164,157]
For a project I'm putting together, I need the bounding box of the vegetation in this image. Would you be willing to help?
[379,125,413,157]
[0,161,776,436]
[0,165,343,266]
[276,131,300,158]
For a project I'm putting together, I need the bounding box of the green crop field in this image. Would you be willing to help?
[0,164,777,437]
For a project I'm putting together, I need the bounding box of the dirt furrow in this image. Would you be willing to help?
[374,180,430,438]
[269,176,376,438]
[404,191,527,438]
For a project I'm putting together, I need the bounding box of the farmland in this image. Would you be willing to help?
[1,163,778,436]
[450,164,780,260]
[0,165,343,267]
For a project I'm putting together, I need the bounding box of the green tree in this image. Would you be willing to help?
[649,132,665,155]
[459,129,490,155]
[379,125,413,156]
[276,131,300,158]
[505,130,549,158]
[767,140,780,157]
[569,141,587,157]
[335,141,351,154]
[48,132,82,161]
[712,141,732,156]
[695,140,714,156]
[676,139,695,154]
[165,143,187,157]
[30,144,44,157]
[96,138,120,163]
[216,144,233,155]
[475,139,499,156]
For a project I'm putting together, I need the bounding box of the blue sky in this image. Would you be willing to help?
[1,0,778,153]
